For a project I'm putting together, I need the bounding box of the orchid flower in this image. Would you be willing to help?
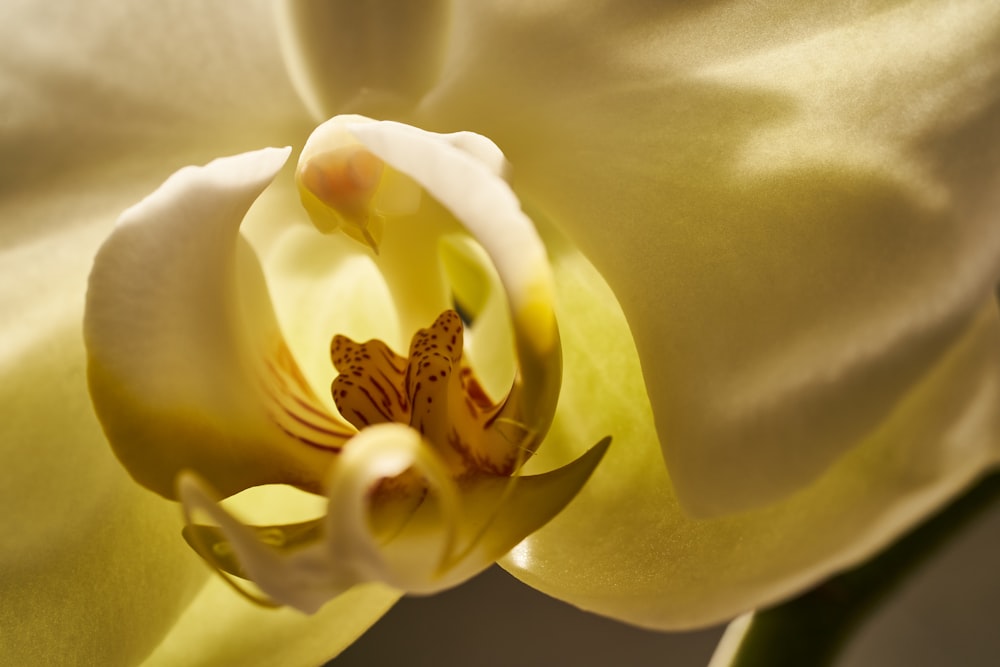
[2,2,999,666]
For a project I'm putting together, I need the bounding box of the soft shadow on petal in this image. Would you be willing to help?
[501,226,1000,629]
[179,424,608,613]
[421,0,1000,515]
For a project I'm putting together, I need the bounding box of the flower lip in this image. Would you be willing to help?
[176,116,612,609]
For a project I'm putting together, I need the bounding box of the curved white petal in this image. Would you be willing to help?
[420,0,1000,515]
[347,120,560,430]
[2,2,395,663]
[85,147,350,499]
[145,484,399,667]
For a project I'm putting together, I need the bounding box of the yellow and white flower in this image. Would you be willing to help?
[2,1,999,665]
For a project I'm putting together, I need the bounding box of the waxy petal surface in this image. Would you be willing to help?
[86,147,347,499]
[501,229,1000,628]
[421,0,1000,515]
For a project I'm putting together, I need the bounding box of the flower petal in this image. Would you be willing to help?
[421,0,1000,515]
[145,483,399,667]
[0,205,208,664]
[500,229,1000,629]
[85,147,348,499]
[179,423,609,612]
[1,0,311,207]
[276,0,451,119]
[143,577,398,667]
[347,120,561,431]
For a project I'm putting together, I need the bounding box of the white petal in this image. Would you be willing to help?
[85,147,349,499]
[348,120,561,428]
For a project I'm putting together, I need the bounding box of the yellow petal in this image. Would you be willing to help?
[347,120,561,429]
[142,578,398,667]
[145,483,399,667]
[422,1,1000,515]
[501,226,1000,629]
[0,201,208,663]
[2,2,394,663]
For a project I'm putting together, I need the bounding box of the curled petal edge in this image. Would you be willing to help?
[180,424,610,613]
[84,147,351,499]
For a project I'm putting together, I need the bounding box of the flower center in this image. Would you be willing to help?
[331,310,526,480]
[161,116,609,613]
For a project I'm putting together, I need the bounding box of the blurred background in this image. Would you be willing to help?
[333,494,1000,666]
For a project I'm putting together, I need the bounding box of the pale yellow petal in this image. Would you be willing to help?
[0,0,311,207]
[143,579,398,667]
[276,0,450,119]
[0,218,207,664]
[148,481,399,667]
[180,423,608,612]
[421,0,1000,515]
[501,229,1000,629]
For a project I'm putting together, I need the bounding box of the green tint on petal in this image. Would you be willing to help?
[439,235,492,322]
[0,325,208,666]
[500,225,1000,629]
[85,147,346,499]
[143,579,398,667]
[423,0,1000,516]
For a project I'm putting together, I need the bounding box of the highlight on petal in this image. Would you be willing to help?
[84,147,357,499]
[180,422,610,613]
